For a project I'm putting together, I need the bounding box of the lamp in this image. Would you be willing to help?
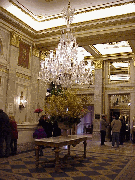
[38,0,94,87]
[19,91,27,110]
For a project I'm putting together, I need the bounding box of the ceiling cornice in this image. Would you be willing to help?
[0,5,135,50]
[8,0,134,22]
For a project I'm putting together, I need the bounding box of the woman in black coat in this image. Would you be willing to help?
[53,121,61,137]
[39,115,53,138]
[119,118,126,145]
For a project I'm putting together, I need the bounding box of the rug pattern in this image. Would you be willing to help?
[0,140,135,180]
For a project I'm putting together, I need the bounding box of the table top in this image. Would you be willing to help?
[35,135,87,147]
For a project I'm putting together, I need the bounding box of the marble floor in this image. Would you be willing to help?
[0,137,135,180]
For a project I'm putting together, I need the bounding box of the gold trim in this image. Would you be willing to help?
[40,51,46,60]
[37,12,135,33]
[32,47,40,58]
[105,87,134,91]
[0,65,8,73]
[108,57,131,84]
[0,68,8,73]
[84,56,94,60]
[89,45,102,55]
[9,0,63,22]
[93,60,103,69]
[40,51,50,60]
[16,72,31,80]
[8,0,134,23]
[133,55,135,66]
[0,6,36,33]
[86,52,134,61]
[1,5,134,38]
[10,32,21,47]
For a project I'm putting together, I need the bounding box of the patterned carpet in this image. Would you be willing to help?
[0,140,135,180]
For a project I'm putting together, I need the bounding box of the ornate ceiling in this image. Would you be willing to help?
[0,0,135,56]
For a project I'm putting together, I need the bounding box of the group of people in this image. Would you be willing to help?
[100,114,126,148]
[0,109,18,158]
[33,115,61,156]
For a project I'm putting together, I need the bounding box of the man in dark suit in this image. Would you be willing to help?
[0,109,11,157]
[100,114,107,145]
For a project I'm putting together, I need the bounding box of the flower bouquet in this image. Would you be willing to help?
[44,88,88,128]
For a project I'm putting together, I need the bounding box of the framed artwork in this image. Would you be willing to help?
[18,41,30,69]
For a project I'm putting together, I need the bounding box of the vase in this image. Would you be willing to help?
[58,122,70,137]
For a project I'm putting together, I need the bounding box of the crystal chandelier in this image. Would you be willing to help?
[39,0,94,87]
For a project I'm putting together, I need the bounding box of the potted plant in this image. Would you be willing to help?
[44,88,88,133]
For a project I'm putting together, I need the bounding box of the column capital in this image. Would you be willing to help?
[10,32,21,48]
[93,60,103,69]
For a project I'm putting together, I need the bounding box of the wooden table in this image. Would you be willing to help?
[35,135,87,171]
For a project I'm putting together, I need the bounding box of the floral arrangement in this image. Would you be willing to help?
[34,108,43,116]
[44,88,88,128]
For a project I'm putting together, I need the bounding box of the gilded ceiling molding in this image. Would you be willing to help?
[84,56,94,60]
[93,60,103,69]
[8,0,62,22]
[0,7,37,35]
[37,12,135,34]
[102,52,134,58]
[87,52,134,61]
[88,45,102,56]
[105,87,134,91]
[8,0,134,22]
[16,72,31,80]
[1,5,134,40]
[10,32,21,48]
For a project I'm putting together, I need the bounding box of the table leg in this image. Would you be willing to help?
[35,146,39,168]
[68,145,70,156]
[83,140,87,158]
[54,147,60,172]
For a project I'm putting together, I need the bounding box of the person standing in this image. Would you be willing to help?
[0,109,11,158]
[39,115,53,138]
[53,121,61,137]
[9,116,18,155]
[111,114,122,148]
[119,118,126,145]
[100,114,107,145]
[33,123,47,156]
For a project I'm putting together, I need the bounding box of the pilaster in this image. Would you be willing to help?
[6,44,18,115]
[92,60,103,140]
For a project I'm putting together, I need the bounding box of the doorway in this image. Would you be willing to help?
[109,109,130,141]
[77,106,94,134]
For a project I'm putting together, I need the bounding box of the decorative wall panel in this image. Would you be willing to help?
[18,41,30,69]
[109,94,130,109]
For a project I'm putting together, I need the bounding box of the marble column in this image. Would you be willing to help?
[92,60,103,140]
[30,53,41,123]
[6,44,18,115]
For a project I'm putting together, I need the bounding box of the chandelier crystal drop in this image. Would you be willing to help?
[38,0,94,87]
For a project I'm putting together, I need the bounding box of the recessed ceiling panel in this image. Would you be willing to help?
[93,41,132,55]
[0,0,134,31]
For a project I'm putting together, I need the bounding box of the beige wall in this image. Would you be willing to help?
[0,21,135,139]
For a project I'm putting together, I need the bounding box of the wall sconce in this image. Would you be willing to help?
[19,91,27,110]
